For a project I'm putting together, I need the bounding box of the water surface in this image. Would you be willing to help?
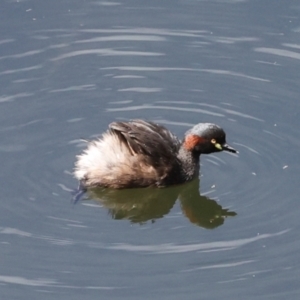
[1,0,300,299]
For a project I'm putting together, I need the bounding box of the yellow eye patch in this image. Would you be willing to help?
[211,139,222,150]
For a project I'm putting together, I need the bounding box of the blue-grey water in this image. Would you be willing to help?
[1,0,300,299]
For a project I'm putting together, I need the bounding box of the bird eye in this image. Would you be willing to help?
[211,139,216,144]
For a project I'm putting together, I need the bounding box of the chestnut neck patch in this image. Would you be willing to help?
[183,134,206,151]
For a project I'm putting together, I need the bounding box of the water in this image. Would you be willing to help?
[1,0,300,299]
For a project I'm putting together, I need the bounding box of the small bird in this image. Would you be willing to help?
[74,120,237,189]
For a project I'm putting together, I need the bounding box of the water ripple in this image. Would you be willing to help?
[282,43,300,50]
[0,65,42,76]
[105,230,289,254]
[49,85,96,93]
[51,49,164,61]
[0,49,45,60]
[255,47,300,60]
[117,87,162,93]
[0,39,15,45]
[0,92,33,103]
[75,35,166,43]
[0,275,122,290]
[0,227,32,237]
[79,28,207,37]
[183,260,255,272]
[102,66,269,81]
[222,108,264,122]
[0,275,57,287]
[106,104,225,117]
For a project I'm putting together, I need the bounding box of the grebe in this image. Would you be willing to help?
[74,120,237,189]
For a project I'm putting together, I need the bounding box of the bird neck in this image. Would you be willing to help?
[177,146,200,182]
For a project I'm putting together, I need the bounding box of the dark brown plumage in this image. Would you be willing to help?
[74,120,236,189]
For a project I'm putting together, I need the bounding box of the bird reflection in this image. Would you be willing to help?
[178,180,236,229]
[76,179,236,229]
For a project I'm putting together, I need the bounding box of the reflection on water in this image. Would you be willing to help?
[81,179,236,229]
[1,0,299,298]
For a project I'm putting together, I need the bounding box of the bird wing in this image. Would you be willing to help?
[109,120,180,164]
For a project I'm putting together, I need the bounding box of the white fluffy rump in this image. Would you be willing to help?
[74,131,158,187]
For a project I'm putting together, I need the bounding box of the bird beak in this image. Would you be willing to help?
[221,143,237,153]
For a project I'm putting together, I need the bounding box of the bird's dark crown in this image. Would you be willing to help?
[183,123,236,154]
